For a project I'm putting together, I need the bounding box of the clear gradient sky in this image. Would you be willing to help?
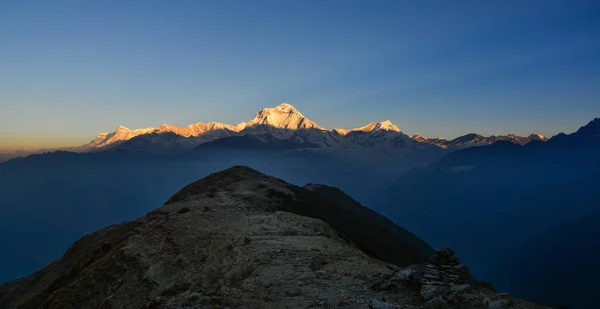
[1,0,599,151]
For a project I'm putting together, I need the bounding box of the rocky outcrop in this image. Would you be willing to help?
[374,247,551,309]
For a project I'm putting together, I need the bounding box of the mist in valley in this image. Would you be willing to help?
[0,147,443,283]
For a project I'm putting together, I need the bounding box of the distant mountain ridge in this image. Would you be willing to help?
[86,103,422,151]
[83,103,547,152]
[0,103,555,162]
[410,133,547,149]
[547,117,600,146]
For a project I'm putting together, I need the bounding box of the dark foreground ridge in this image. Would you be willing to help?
[166,166,433,267]
[0,166,551,309]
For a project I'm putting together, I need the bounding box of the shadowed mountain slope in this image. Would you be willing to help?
[385,117,600,309]
[302,183,435,262]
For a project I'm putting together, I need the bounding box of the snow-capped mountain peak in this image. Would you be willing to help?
[351,123,378,132]
[152,122,244,138]
[114,125,130,132]
[90,125,155,147]
[350,120,401,133]
[245,102,325,131]
[374,120,400,132]
[273,102,300,114]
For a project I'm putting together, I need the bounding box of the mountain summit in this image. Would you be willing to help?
[343,120,401,134]
[0,166,550,309]
[246,103,325,131]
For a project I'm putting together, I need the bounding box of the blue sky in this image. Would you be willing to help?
[1,0,599,150]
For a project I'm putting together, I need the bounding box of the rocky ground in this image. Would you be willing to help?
[0,166,552,309]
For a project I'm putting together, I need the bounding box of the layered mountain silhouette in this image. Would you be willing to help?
[546,117,600,146]
[385,117,600,309]
[0,167,550,309]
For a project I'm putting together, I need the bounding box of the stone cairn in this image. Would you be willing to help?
[374,248,539,309]
[420,247,470,301]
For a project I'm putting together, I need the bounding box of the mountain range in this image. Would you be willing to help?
[1,103,549,162]
[410,133,548,149]
[88,103,547,151]
[87,103,423,152]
